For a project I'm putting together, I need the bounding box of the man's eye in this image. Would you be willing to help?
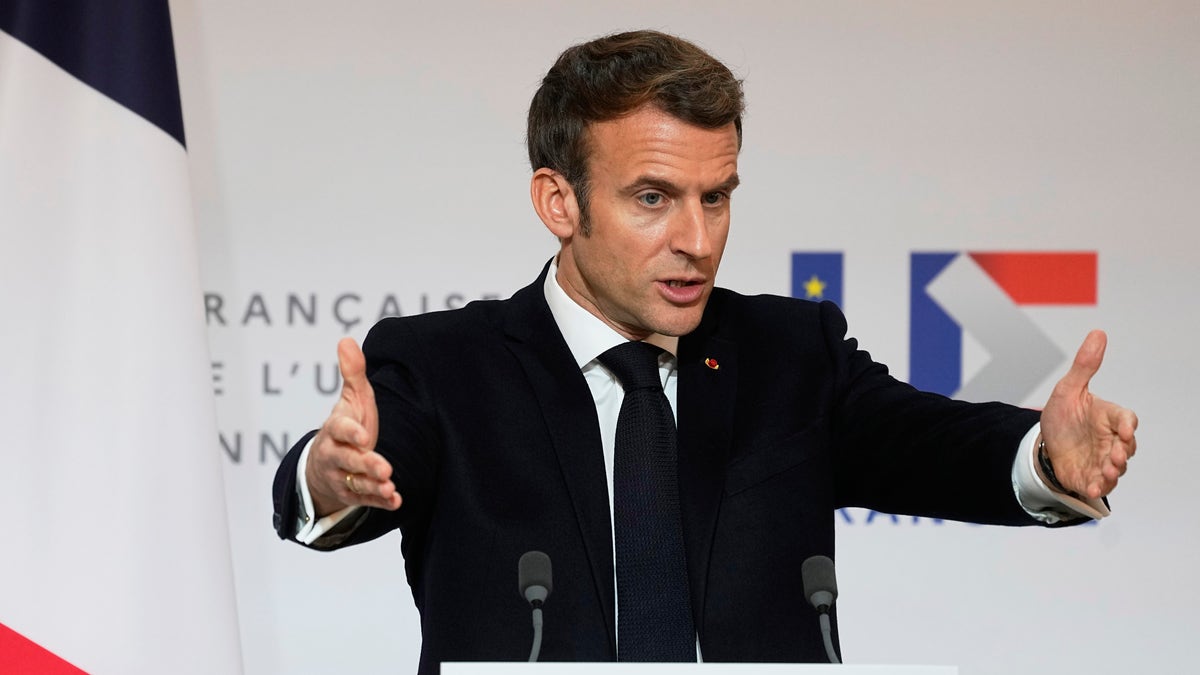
[639,193,664,206]
[703,192,726,205]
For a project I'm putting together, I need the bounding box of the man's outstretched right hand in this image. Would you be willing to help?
[305,337,402,518]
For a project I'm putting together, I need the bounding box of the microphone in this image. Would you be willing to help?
[518,551,553,662]
[801,555,841,664]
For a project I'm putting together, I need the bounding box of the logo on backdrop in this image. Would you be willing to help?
[791,252,844,307]
[791,250,1097,527]
[910,251,1097,402]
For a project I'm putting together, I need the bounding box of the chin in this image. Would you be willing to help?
[649,312,705,337]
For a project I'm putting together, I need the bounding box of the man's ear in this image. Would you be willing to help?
[530,168,579,240]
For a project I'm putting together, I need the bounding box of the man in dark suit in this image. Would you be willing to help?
[273,30,1137,673]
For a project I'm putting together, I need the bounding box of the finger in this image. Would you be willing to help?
[325,414,370,447]
[1090,453,1125,498]
[1120,409,1139,443]
[336,337,379,441]
[337,336,367,390]
[311,433,391,483]
[360,492,402,511]
[354,491,403,511]
[337,337,376,406]
[1099,417,1137,466]
[1103,404,1138,437]
[1057,329,1107,393]
[1101,462,1122,481]
[340,473,403,511]
[1100,438,1130,484]
[336,449,394,482]
[1086,474,1117,500]
[1109,446,1128,470]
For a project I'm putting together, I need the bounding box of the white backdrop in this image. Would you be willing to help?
[171,1,1199,673]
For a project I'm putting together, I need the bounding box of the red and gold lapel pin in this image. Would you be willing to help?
[704,357,720,370]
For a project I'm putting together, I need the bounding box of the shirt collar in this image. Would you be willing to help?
[543,256,679,369]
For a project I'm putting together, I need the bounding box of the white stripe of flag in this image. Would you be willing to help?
[0,4,243,674]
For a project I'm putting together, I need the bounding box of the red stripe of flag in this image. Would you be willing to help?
[0,623,88,674]
[969,252,1097,304]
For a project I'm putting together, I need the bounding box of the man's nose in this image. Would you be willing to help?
[670,200,713,260]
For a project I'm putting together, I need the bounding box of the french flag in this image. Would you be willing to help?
[0,2,242,673]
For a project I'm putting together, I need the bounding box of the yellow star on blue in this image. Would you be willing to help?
[791,252,843,306]
[803,274,827,300]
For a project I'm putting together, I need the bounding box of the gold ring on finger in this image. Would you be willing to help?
[346,472,361,495]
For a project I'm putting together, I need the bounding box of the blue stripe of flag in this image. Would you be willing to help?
[0,0,185,147]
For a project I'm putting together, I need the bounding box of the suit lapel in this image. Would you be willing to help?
[502,269,617,655]
[499,268,737,653]
[676,300,738,638]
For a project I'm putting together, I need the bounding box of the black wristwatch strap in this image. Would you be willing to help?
[1037,437,1083,500]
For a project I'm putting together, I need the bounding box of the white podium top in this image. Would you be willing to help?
[444,664,957,675]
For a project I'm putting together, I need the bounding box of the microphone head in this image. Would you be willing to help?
[801,555,838,611]
[519,551,553,605]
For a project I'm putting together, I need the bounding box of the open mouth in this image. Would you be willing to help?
[658,279,706,304]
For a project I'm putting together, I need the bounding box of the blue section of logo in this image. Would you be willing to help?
[791,252,843,306]
[837,509,944,526]
[910,253,961,396]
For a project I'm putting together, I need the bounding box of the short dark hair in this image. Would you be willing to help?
[527,30,745,223]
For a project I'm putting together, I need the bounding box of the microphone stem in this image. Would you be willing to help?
[819,612,840,664]
[528,606,544,662]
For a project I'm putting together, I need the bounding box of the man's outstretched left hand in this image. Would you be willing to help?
[1039,330,1139,500]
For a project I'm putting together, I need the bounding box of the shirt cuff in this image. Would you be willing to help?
[294,436,364,545]
[1012,422,1110,524]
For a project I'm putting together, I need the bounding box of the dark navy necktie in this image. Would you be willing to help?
[598,341,696,662]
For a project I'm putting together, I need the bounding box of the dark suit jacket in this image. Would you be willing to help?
[273,265,1041,673]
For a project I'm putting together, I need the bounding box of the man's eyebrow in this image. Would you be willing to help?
[621,173,742,195]
[622,175,683,195]
[714,174,741,193]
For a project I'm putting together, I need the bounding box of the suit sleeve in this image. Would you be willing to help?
[819,301,1042,525]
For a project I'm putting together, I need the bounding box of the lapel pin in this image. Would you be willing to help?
[704,357,720,370]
